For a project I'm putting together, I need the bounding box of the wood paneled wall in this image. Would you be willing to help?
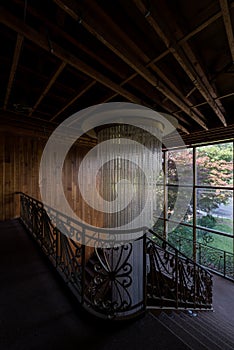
[0,131,103,231]
[0,132,45,220]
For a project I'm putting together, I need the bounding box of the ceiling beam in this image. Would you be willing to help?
[219,0,234,62]
[177,123,190,135]
[185,87,197,98]
[50,80,96,121]
[29,61,66,117]
[53,0,207,130]
[100,76,191,133]
[175,91,234,110]
[149,64,205,121]
[133,0,227,127]
[13,0,128,81]
[0,7,143,105]
[102,59,203,127]
[148,2,234,62]
[9,0,234,73]
[3,33,24,110]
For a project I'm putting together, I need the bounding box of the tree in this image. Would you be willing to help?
[167,144,233,214]
[196,143,233,212]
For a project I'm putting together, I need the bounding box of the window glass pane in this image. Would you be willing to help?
[197,189,233,234]
[196,143,233,187]
[152,218,164,237]
[168,186,193,224]
[197,229,233,254]
[167,148,193,185]
[168,224,193,259]
[197,230,234,278]
[152,184,165,230]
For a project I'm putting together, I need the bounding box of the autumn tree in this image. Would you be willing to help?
[196,143,233,212]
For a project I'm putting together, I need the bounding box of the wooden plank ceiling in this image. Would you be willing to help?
[0,0,233,145]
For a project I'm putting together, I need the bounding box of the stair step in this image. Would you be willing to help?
[171,313,223,350]
[157,312,210,350]
[203,311,233,326]
[199,312,234,333]
[179,313,233,350]
[200,312,234,335]
[191,315,234,348]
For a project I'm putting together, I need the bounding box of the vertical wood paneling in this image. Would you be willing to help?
[0,132,44,220]
[0,131,98,262]
[0,131,103,236]
[62,145,104,229]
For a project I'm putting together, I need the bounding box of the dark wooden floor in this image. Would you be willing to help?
[212,271,234,325]
[0,219,189,350]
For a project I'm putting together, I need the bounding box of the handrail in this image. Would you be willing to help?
[18,192,146,320]
[148,229,211,270]
[18,192,213,317]
[16,192,146,236]
[170,233,234,280]
[146,229,213,310]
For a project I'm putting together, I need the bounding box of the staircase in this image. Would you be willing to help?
[1,218,234,350]
[151,310,234,349]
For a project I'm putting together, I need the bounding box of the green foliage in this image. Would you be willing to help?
[197,214,216,229]
[167,143,233,213]
[197,143,233,163]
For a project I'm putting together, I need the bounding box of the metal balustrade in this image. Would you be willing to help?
[169,234,234,281]
[146,230,213,310]
[19,192,213,320]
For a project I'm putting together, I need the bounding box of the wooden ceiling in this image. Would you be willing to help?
[0,0,233,145]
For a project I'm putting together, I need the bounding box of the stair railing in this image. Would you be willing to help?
[19,192,213,318]
[169,234,234,281]
[146,229,213,310]
[19,192,146,319]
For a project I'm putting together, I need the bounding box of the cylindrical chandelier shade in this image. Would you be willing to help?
[97,123,163,230]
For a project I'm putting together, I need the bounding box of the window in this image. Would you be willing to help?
[154,141,234,278]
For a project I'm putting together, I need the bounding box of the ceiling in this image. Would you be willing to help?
[0,0,234,145]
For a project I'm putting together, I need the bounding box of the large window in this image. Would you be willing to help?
[154,141,234,279]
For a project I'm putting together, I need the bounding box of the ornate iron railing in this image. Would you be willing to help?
[169,234,234,280]
[19,193,213,319]
[146,230,213,310]
[19,192,146,319]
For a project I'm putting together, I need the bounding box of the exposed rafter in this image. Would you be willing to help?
[134,1,234,67]
[185,87,197,98]
[0,7,143,106]
[13,0,128,81]
[180,2,234,42]
[53,0,207,130]
[137,2,234,66]
[176,123,190,135]
[29,61,66,117]
[0,1,233,139]
[50,80,96,121]
[11,0,230,129]
[171,92,234,112]
[133,0,227,127]
[101,84,191,134]
[192,92,234,108]
[3,33,24,110]
[219,0,234,62]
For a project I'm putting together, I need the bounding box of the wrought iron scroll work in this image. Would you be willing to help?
[19,193,213,318]
[146,230,213,309]
[170,234,234,280]
[84,244,133,317]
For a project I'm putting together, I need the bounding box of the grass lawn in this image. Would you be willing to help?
[171,217,233,254]
[214,218,233,234]
[202,234,233,254]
